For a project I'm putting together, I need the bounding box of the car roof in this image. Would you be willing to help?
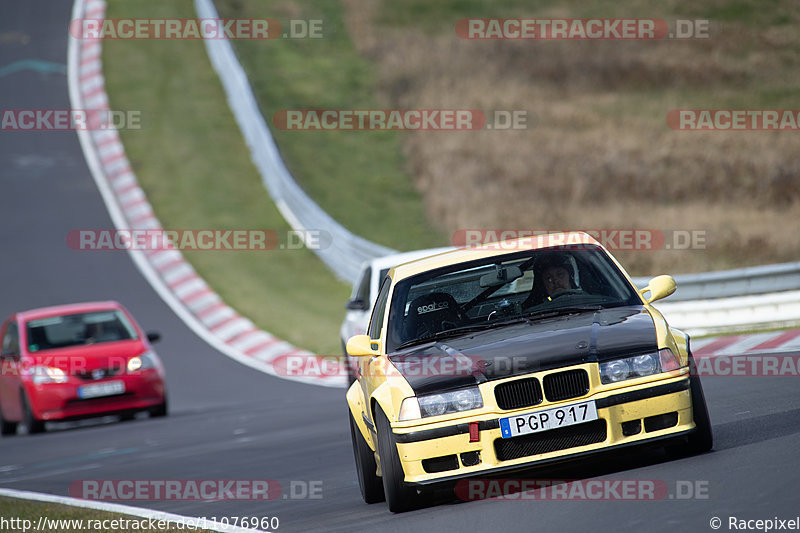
[15,301,125,322]
[368,246,456,271]
[390,232,603,281]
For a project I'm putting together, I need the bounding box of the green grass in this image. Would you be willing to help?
[0,497,216,533]
[103,0,352,355]
[101,0,800,354]
[213,0,447,251]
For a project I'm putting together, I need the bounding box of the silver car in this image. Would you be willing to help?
[340,247,454,383]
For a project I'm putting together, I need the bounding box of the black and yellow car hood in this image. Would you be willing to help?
[388,305,659,396]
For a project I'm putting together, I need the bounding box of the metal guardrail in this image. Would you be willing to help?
[195,0,394,284]
[652,290,800,336]
[632,261,800,301]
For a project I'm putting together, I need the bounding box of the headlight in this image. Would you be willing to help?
[600,349,679,384]
[632,354,657,375]
[127,351,157,372]
[399,387,483,421]
[30,366,68,385]
[398,397,421,421]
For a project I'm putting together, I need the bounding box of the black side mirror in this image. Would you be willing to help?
[345,299,369,311]
[146,331,161,343]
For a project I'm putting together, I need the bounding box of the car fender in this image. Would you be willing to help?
[368,380,398,426]
[347,380,376,450]
[645,304,688,366]
[20,380,43,419]
[669,327,690,357]
[347,378,407,450]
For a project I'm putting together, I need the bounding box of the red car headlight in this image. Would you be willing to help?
[30,366,69,385]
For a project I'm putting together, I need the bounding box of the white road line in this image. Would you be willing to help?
[0,488,269,533]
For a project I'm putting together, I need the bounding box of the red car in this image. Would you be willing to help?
[0,301,167,434]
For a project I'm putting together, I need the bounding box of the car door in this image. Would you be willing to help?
[360,276,392,424]
[0,319,23,421]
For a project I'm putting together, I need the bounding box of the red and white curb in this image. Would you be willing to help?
[692,329,800,356]
[68,0,345,388]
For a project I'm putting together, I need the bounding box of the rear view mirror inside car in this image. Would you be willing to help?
[479,265,523,288]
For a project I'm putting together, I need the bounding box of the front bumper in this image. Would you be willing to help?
[392,375,694,486]
[27,370,166,421]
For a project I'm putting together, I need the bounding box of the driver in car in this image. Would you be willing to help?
[524,253,581,307]
[543,263,573,298]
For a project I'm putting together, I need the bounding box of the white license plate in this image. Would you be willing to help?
[500,400,598,438]
[78,380,125,399]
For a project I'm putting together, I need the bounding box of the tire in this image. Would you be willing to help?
[21,391,44,434]
[669,357,713,457]
[0,403,17,436]
[118,410,137,422]
[349,410,384,504]
[374,408,423,512]
[149,395,168,418]
[685,372,713,454]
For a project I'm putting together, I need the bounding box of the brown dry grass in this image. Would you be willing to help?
[342,0,800,275]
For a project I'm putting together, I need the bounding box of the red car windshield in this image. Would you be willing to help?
[26,310,138,351]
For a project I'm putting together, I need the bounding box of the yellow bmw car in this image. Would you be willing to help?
[346,232,712,512]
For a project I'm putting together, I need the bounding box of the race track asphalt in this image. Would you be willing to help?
[1,4,798,532]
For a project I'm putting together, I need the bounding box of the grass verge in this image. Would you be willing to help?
[342,0,800,276]
[213,0,447,251]
[102,0,360,355]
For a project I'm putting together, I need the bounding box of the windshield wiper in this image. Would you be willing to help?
[395,324,498,350]
[396,305,604,350]
[523,305,603,321]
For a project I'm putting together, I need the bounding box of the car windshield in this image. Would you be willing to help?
[385,245,641,352]
[26,310,138,351]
